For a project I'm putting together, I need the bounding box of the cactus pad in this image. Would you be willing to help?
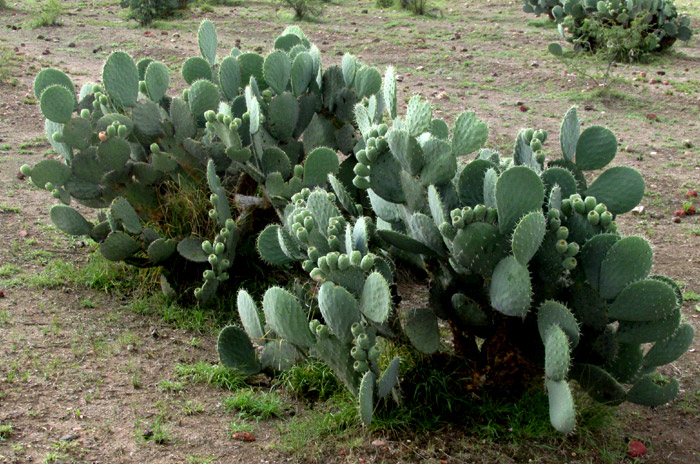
[218,326,261,375]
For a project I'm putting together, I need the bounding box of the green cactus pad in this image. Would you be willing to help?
[102,51,139,108]
[260,147,291,178]
[545,379,575,433]
[45,119,72,161]
[490,256,532,318]
[354,66,381,99]
[541,167,578,199]
[368,190,401,223]
[483,168,498,209]
[574,126,616,171]
[263,287,314,348]
[303,147,339,187]
[313,335,360,395]
[569,363,626,405]
[144,62,169,102]
[319,282,362,344]
[405,96,432,137]
[146,238,175,263]
[453,222,504,276]
[642,323,694,368]
[341,54,356,87]
[457,159,497,207]
[608,279,677,322]
[40,84,75,124]
[291,52,314,97]
[544,325,571,381]
[377,356,400,399]
[420,138,457,186]
[274,33,302,51]
[427,185,447,226]
[452,111,488,157]
[598,236,653,300]
[261,340,301,371]
[329,175,360,217]
[359,272,392,323]
[386,129,424,176]
[198,20,218,66]
[238,53,266,91]
[34,68,75,101]
[512,211,546,265]
[111,197,142,234]
[218,326,261,376]
[302,113,336,153]
[97,137,130,171]
[359,370,376,425]
[188,79,220,125]
[28,159,71,189]
[383,66,397,119]
[99,232,140,261]
[403,306,440,354]
[496,166,544,234]
[263,51,292,95]
[167,97,195,141]
[430,118,449,140]
[182,57,213,85]
[626,375,679,407]
[50,205,92,236]
[377,229,437,256]
[218,56,241,101]
[177,237,209,263]
[606,342,643,383]
[237,289,266,343]
[616,308,681,344]
[580,233,620,291]
[408,213,447,257]
[267,93,299,141]
[61,117,91,151]
[369,150,405,203]
[585,166,644,215]
[538,300,580,347]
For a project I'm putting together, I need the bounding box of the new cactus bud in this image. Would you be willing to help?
[356,333,371,350]
[351,322,364,338]
[302,260,315,273]
[360,254,375,271]
[350,250,362,266]
[308,246,320,262]
[328,235,340,250]
[208,254,218,266]
[233,117,241,128]
[215,242,225,255]
[318,256,330,274]
[353,163,371,177]
[220,259,230,268]
[353,176,371,189]
[573,198,585,214]
[52,189,61,199]
[562,256,577,270]
[368,346,380,364]
[548,209,560,220]
[20,164,31,176]
[316,324,330,338]
[327,192,336,203]
[530,138,543,152]
[474,204,487,222]
[534,129,547,142]
[338,254,350,271]
[369,129,379,138]
[378,123,388,136]
[303,216,314,230]
[367,137,376,148]
[523,128,535,144]
[296,227,309,243]
[566,242,579,257]
[203,270,216,280]
[100,95,109,106]
[216,112,225,123]
[549,217,561,230]
[242,112,249,121]
[486,207,498,223]
[209,209,218,220]
[439,222,456,240]
[584,196,597,212]
[351,346,367,361]
[353,360,369,373]
[150,143,161,154]
[326,252,339,270]
[607,222,618,233]
[53,132,65,143]
[377,137,389,151]
[556,239,569,254]
[600,211,613,227]
[357,149,370,165]
[106,125,117,137]
[210,193,219,205]
[93,99,101,109]
[80,108,90,119]
[219,272,229,281]
[301,188,311,199]
[45,182,54,191]
[310,267,324,281]
[139,81,147,93]
[535,151,546,165]
[594,203,607,215]
[452,214,465,229]
[462,207,474,224]
[117,124,128,137]
[366,147,379,162]
[93,84,102,93]
[226,219,235,231]
[309,319,321,333]
[223,115,232,126]
[556,226,569,240]
[294,165,304,178]
[561,199,572,216]
[194,288,202,299]
[588,210,600,226]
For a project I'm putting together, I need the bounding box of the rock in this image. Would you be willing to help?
[416,66,425,71]
[68,42,76,48]
[42,49,50,55]
[232,431,255,442]
[628,440,647,457]
[372,440,387,447]
[646,113,657,121]
[519,104,528,112]
[60,434,78,442]
[683,139,693,148]
[361,9,368,13]
[631,206,645,215]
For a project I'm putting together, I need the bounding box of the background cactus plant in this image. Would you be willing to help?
[23,22,384,302]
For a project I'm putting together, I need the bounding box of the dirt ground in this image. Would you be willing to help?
[0,0,699,463]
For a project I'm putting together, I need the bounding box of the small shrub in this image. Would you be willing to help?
[223,389,286,420]
[119,0,192,26]
[376,0,394,7]
[281,0,323,19]
[30,0,64,28]
[399,0,427,15]
[277,360,343,402]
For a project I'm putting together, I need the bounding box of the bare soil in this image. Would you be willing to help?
[1,0,699,463]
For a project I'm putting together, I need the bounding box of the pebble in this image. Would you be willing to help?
[628,440,647,457]
[60,434,78,442]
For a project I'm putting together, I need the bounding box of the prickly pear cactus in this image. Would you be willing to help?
[24,23,385,302]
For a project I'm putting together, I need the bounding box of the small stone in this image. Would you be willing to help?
[657,70,666,75]
[42,49,50,55]
[519,104,528,112]
[649,78,659,84]
[663,80,669,85]
[646,113,657,120]
[37,34,45,40]
[0,290,4,298]
[361,9,368,13]
[628,440,647,457]
[60,434,78,442]
[672,216,681,223]
[631,206,645,215]
[530,61,538,67]
[68,42,76,48]
[436,91,449,100]
[372,440,388,447]
[682,139,693,148]
[232,431,255,442]
[17,171,26,180]
[640,72,647,78]
[416,66,425,71]
[372,38,380,43]
[584,104,594,111]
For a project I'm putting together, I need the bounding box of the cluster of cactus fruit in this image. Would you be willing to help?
[25,22,693,433]
[524,0,693,56]
[22,22,385,301]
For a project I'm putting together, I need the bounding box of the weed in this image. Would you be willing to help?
[181,399,204,415]
[0,423,14,440]
[683,291,699,301]
[30,0,65,28]
[185,455,216,464]
[0,264,21,277]
[281,0,323,19]
[0,204,20,213]
[277,360,343,402]
[157,379,185,392]
[227,419,254,436]
[175,361,247,391]
[223,389,286,420]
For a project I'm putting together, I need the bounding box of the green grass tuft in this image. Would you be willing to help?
[223,389,286,420]
[175,361,247,391]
